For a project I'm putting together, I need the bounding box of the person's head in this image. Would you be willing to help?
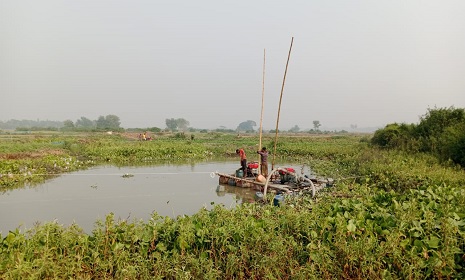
[262,147,266,151]
[236,149,239,154]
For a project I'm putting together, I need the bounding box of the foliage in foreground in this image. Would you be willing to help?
[1,179,464,279]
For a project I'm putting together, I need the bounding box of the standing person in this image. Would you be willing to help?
[236,148,247,177]
[257,147,269,177]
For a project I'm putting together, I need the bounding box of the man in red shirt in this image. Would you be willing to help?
[236,148,247,177]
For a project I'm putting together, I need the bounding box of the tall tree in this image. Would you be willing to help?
[96,115,121,130]
[237,120,256,132]
[176,118,190,131]
[105,115,121,129]
[165,118,178,131]
[313,120,321,131]
[165,118,190,131]
[288,125,300,133]
[96,116,108,130]
[75,117,95,128]
[63,120,75,129]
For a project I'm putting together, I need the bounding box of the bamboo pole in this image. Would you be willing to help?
[258,49,265,173]
[272,37,294,170]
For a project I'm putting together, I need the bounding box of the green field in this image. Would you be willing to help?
[1,132,465,279]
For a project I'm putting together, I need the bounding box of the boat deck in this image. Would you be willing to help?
[216,171,331,196]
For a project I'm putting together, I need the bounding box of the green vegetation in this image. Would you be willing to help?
[372,107,465,167]
[1,125,465,278]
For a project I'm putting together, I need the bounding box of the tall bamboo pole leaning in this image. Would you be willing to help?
[272,37,294,170]
[258,49,266,173]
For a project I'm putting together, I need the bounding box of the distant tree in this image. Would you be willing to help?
[63,120,75,130]
[147,127,161,133]
[0,119,62,129]
[96,116,107,130]
[313,120,321,131]
[165,118,177,131]
[17,126,58,132]
[237,120,256,132]
[288,125,300,133]
[105,115,121,129]
[165,118,190,131]
[75,117,95,128]
[177,118,190,131]
[214,128,235,133]
[96,115,121,130]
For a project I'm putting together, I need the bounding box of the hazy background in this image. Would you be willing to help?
[1,0,464,131]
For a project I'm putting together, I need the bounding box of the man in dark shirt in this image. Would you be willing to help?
[257,147,268,177]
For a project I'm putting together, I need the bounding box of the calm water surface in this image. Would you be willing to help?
[0,161,264,234]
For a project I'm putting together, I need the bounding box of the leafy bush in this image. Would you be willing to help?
[371,107,465,167]
[438,122,465,166]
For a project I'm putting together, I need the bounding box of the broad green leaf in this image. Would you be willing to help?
[426,236,440,249]
[347,222,356,233]
[399,239,410,248]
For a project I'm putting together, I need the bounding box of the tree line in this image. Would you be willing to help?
[0,116,338,134]
[371,106,465,167]
[62,115,122,131]
[0,119,63,130]
[0,116,193,133]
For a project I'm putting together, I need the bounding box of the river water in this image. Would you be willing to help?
[0,161,279,234]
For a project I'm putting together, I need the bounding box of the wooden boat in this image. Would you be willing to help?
[216,165,333,198]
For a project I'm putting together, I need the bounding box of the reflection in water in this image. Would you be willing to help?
[0,161,283,234]
[216,184,256,204]
[0,161,299,234]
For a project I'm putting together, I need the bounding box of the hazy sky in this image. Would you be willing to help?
[1,1,464,130]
